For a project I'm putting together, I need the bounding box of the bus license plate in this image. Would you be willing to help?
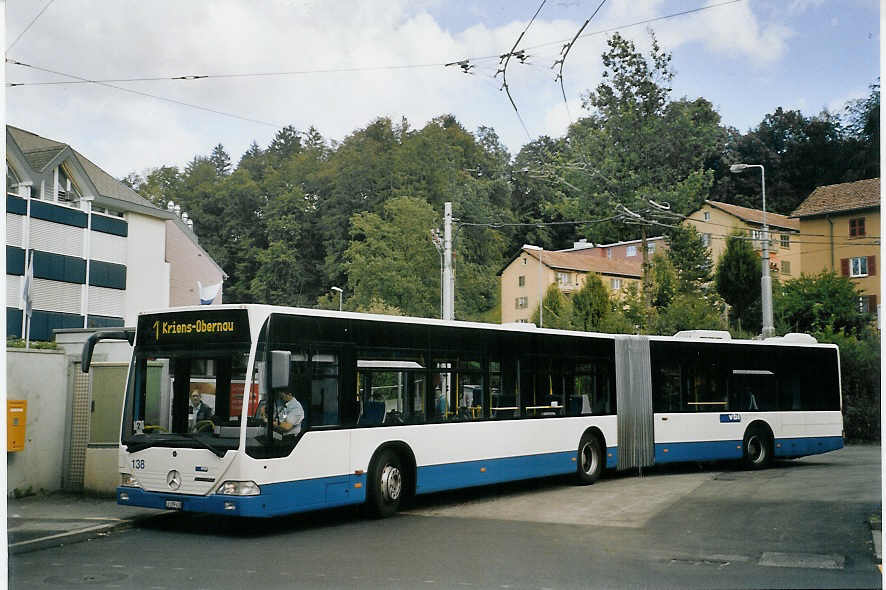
[165,500,183,510]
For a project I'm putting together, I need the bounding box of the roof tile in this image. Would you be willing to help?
[790,178,880,217]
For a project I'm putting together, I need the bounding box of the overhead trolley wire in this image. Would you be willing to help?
[7,0,744,88]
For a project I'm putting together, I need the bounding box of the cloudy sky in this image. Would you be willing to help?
[5,0,880,179]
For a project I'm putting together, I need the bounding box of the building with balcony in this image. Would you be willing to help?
[6,126,226,341]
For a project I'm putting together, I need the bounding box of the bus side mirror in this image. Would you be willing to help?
[81,329,135,373]
[271,350,291,388]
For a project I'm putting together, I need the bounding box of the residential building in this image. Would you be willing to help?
[500,244,642,324]
[790,178,880,318]
[684,200,801,279]
[6,126,226,341]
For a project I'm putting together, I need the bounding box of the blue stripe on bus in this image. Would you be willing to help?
[654,435,844,463]
[118,447,620,517]
[118,473,367,518]
[774,436,843,458]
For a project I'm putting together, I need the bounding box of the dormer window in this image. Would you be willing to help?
[7,161,21,194]
[56,165,82,203]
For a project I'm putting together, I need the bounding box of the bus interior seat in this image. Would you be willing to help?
[358,400,385,425]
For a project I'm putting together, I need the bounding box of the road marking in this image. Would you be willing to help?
[758,552,845,570]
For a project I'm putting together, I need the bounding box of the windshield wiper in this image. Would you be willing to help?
[181,433,227,458]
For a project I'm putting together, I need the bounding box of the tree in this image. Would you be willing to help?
[646,251,677,308]
[210,143,232,176]
[571,274,610,331]
[268,125,302,162]
[530,284,572,330]
[666,224,713,294]
[345,196,440,317]
[715,234,760,329]
[653,293,726,335]
[775,271,870,336]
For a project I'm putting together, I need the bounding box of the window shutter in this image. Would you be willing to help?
[859,218,866,237]
[867,255,876,276]
[869,294,877,309]
[840,258,850,276]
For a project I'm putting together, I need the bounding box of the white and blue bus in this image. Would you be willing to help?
[82,305,843,518]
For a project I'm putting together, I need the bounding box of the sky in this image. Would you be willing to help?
[5,0,881,180]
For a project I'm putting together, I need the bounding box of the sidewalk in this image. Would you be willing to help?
[7,492,165,554]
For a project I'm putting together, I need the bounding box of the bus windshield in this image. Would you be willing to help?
[124,310,256,456]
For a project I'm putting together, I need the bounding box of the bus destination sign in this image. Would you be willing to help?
[137,309,250,346]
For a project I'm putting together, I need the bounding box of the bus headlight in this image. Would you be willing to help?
[217,481,260,496]
[120,473,142,488]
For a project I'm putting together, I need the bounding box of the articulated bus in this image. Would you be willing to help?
[82,305,843,519]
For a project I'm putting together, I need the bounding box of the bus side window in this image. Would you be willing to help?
[311,352,339,426]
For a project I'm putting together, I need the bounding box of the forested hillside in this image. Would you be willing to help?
[123,32,878,321]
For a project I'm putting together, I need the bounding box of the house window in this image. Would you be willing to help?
[606,248,612,259]
[702,233,711,248]
[849,218,866,238]
[626,245,638,257]
[647,243,656,254]
[703,211,711,221]
[858,295,877,314]
[515,297,529,309]
[518,275,526,287]
[522,257,527,265]
[850,257,869,277]
[780,234,790,248]
[56,166,82,203]
[556,271,571,286]
[781,260,791,275]
[610,278,621,290]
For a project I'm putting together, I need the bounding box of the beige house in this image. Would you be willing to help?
[790,178,880,317]
[500,245,642,324]
[684,200,802,279]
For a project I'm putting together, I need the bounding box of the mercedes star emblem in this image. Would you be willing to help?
[167,470,182,490]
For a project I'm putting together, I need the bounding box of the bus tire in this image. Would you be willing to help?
[367,448,403,518]
[576,433,603,485]
[742,425,773,470]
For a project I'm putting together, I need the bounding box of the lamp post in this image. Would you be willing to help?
[522,244,544,328]
[331,286,343,312]
[729,163,774,338]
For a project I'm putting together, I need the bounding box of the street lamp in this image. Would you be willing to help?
[331,286,343,312]
[522,244,544,328]
[729,163,774,338]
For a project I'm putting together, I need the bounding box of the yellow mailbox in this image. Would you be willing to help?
[7,400,27,452]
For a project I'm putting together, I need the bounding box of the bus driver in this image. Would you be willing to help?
[273,390,304,437]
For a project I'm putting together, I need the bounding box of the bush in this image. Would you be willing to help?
[816,329,880,442]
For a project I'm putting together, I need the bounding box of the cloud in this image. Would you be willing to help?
[5,0,810,175]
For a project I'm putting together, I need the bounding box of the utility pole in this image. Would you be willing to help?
[443,202,454,321]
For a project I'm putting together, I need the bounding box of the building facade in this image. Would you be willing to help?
[790,178,880,318]
[500,244,642,324]
[6,126,226,341]
[684,200,802,279]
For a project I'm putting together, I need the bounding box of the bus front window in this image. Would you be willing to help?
[123,348,252,453]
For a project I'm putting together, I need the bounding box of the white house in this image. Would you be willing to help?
[6,125,226,341]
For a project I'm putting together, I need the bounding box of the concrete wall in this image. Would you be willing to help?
[124,214,169,323]
[7,348,68,496]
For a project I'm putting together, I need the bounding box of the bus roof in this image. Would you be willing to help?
[137,303,836,349]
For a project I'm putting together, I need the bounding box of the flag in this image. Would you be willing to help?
[197,281,221,305]
[21,253,33,319]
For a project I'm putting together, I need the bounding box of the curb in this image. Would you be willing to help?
[8,513,171,555]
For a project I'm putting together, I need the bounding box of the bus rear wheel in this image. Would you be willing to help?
[742,426,773,470]
[367,449,403,518]
[576,433,603,485]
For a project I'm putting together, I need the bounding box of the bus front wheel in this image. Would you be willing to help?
[576,433,603,485]
[742,426,773,470]
[367,449,403,518]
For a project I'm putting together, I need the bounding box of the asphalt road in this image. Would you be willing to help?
[9,445,881,589]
